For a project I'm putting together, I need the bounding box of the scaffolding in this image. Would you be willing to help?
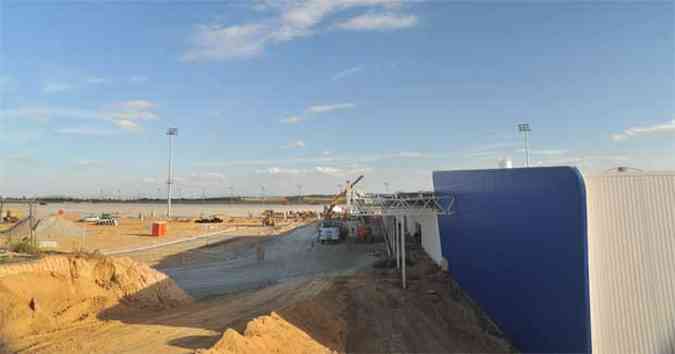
[349,191,455,216]
[348,190,455,290]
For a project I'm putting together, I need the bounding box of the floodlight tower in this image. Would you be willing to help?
[518,123,531,167]
[166,128,178,217]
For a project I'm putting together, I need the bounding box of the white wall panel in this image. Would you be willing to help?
[409,214,443,265]
[586,173,675,354]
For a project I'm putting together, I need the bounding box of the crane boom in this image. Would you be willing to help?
[324,175,364,219]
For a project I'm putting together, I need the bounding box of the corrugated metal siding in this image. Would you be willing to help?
[586,173,675,354]
[434,167,591,353]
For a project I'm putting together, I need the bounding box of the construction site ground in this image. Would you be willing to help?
[1,210,309,254]
[5,252,513,354]
[2,218,515,354]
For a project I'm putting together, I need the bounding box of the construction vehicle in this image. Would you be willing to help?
[318,219,342,243]
[95,213,118,226]
[322,175,364,221]
[317,175,365,243]
[261,210,275,226]
[195,215,223,223]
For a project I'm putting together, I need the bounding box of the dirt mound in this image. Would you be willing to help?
[200,312,341,354]
[0,255,191,341]
[201,251,513,354]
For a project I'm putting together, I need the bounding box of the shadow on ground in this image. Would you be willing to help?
[96,248,515,354]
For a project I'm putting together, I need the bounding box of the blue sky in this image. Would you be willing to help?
[1,0,673,197]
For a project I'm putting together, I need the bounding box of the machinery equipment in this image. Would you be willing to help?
[322,175,364,220]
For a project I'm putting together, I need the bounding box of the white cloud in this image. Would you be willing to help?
[113,119,141,132]
[3,153,38,165]
[519,149,568,156]
[306,103,355,113]
[611,119,675,141]
[129,75,148,84]
[182,0,414,62]
[183,23,271,61]
[332,65,363,81]
[3,107,94,122]
[56,127,116,136]
[281,115,304,124]
[86,77,108,85]
[337,13,418,30]
[42,82,72,93]
[315,166,341,174]
[116,100,157,112]
[283,140,305,149]
[257,167,306,175]
[76,160,102,167]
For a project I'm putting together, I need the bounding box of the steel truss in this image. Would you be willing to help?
[349,190,455,216]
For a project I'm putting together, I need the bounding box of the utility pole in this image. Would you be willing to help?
[166,128,178,218]
[518,123,531,167]
[296,184,303,203]
[384,182,390,194]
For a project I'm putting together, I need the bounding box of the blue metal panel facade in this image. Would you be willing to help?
[433,167,591,354]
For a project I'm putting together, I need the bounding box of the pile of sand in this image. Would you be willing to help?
[0,255,191,341]
[199,312,342,354]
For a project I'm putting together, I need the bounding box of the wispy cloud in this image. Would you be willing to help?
[86,77,108,85]
[182,0,415,62]
[337,13,418,31]
[281,103,355,124]
[113,119,141,132]
[76,160,103,167]
[280,115,304,124]
[611,119,675,141]
[129,75,148,84]
[306,103,355,113]
[56,127,116,136]
[6,100,159,133]
[42,82,72,93]
[332,65,363,81]
[519,149,568,156]
[197,150,436,169]
[257,167,306,175]
[282,140,305,149]
[3,153,38,166]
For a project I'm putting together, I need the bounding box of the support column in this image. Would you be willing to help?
[395,216,400,270]
[401,217,406,289]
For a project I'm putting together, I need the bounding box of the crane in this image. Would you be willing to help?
[323,175,364,220]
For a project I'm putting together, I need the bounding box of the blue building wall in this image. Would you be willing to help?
[432,167,591,354]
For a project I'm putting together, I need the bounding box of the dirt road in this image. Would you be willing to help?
[5,224,514,354]
[158,223,377,298]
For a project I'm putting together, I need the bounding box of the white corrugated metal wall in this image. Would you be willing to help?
[586,173,675,354]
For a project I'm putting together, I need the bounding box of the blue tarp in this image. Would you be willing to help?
[433,167,591,354]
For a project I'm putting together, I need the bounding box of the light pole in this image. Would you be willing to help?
[384,182,390,194]
[166,128,178,218]
[296,184,303,199]
[518,123,531,167]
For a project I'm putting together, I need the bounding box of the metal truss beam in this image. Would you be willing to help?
[349,191,455,216]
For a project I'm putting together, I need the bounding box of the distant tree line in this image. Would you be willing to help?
[1,195,336,205]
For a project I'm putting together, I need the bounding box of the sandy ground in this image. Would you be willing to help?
[26,202,322,218]
[6,250,514,354]
[32,212,313,254]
